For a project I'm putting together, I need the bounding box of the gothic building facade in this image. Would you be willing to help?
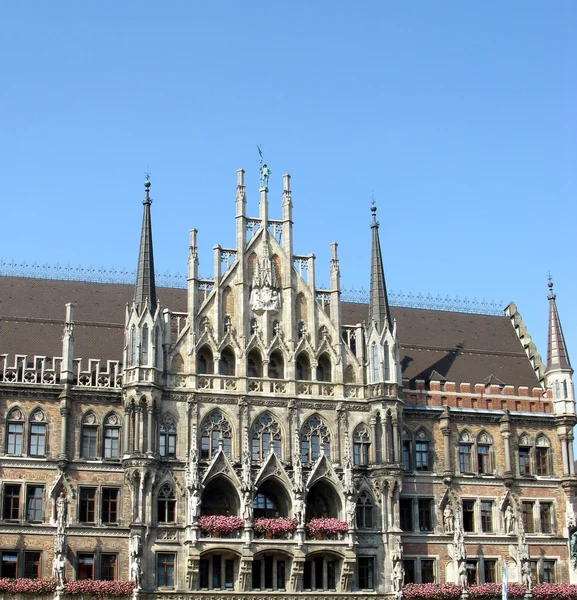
[0,167,575,598]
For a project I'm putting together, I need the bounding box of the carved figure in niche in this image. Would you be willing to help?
[242,491,253,523]
[129,533,142,558]
[249,243,281,313]
[391,560,404,593]
[571,530,577,568]
[56,492,67,534]
[130,555,143,589]
[505,504,516,534]
[458,559,468,588]
[52,552,66,587]
[346,496,356,529]
[521,560,532,590]
[391,537,403,562]
[294,494,305,526]
[189,489,201,522]
[443,504,454,534]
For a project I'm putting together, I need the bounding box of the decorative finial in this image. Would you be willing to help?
[258,145,271,190]
[370,193,378,225]
[547,272,555,300]
[143,169,152,205]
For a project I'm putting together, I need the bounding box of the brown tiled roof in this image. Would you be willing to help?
[0,276,541,389]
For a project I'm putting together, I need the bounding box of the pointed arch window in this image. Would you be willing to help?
[383,341,390,381]
[371,343,379,383]
[353,424,371,466]
[535,435,551,476]
[301,416,330,463]
[200,411,232,459]
[130,325,137,367]
[141,324,149,365]
[356,491,374,529]
[218,347,235,376]
[103,413,121,459]
[157,484,176,523]
[81,412,99,459]
[458,431,473,474]
[29,409,47,457]
[6,408,24,455]
[268,351,284,379]
[477,431,494,475]
[316,353,332,382]
[415,429,432,472]
[254,491,279,519]
[518,433,532,476]
[159,415,177,458]
[197,346,213,375]
[296,353,311,381]
[251,413,281,460]
[247,349,263,378]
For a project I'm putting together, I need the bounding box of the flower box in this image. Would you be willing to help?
[402,583,462,600]
[64,580,135,597]
[533,583,577,599]
[469,582,525,599]
[253,517,297,538]
[199,514,244,537]
[0,578,57,595]
[305,517,348,539]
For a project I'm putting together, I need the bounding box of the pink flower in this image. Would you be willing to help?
[64,579,135,597]
[402,583,462,600]
[199,514,244,535]
[305,517,348,537]
[253,517,297,536]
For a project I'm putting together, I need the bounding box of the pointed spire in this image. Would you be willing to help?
[134,176,157,312]
[369,203,392,331]
[546,277,571,372]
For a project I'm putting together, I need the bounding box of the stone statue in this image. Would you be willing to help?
[521,560,532,590]
[458,559,468,588]
[189,489,201,523]
[242,491,253,523]
[52,552,66,587]
[571,530,577,567]
[346,497,356,529]
[260,163,271,189]
[56,492,67,534]
[505,504,516,534]
[391,537,403,562]
[443,505,454,534]
[392,560,404,593]
[130,555,143,589]
[294,494,305,526]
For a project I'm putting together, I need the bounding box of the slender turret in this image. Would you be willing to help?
[546,279,572,373]
[134,177,157,312]
[369,204,391,331]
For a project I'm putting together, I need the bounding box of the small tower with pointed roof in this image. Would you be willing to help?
[545,278,574,416]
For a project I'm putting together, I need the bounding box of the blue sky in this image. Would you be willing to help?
[0,1,575,361]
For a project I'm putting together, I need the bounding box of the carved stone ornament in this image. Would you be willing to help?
[249,242,281,314]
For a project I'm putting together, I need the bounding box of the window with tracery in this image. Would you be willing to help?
[301,416,330,463]
[518,433,532,475]
[535,435,551,476]
[28,409,47,457]
[159,414,177,458]
[251,413,281,460]
[254,492,279,518]
[81,412,99,459]
[353,424,371,466]
[6,408,24,455]
[103,413,121,459]
[356,491,374,529]
[200,411,232,459]
[157,484,176,523]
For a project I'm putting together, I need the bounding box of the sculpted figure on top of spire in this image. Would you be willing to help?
[249,242,281,313]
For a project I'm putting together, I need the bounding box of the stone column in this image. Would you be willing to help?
[59,407,69,459]
[134,406,141,454]
[122,406,130,455]
[392,417,400,464]
[561,435,570,476]
[370,416,378,463]
[440,407,452,478]
[147,404,154,455]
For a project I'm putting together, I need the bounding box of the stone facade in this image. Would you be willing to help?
[0,166,575,598]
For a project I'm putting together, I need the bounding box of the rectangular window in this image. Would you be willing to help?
[421,559,435,584]
[415,442,429,471]
[29,424,46,456]
[459,445,472,473]
[314,557,323,590]
[327,560,336,590]
[400,498,414,532]
[7,423,23,455]
[536,448,550,476]
[358,557,374,589]
[277,559,285,590]
[264,556,273,589]
[303,560,312,590]
[78,554,94,580]
[466,560,478,586]
[463,500,475,532]
[540,502,552,534]
[157,553,175,587]
[252,559,262,589]
[480,501,493,533]
[199,558,209,589]
[82,427,98,459]
[1,552,18,578]
[519,448,531,475]
[26,486,43,522]
[80,488,96,523]
[102,488,119,524]
[402,440,412,471]
[530,561,538,585]
[418,498,432,532]
[212,554,221,589]
[104,427,120,459]
[522,502,535,534]
[101,554,117,581]
[24,551,41,579]
[542,560,555,584]
[3,485,21,520]
[484,559,496,584]
[403,559,416,584]
[224,558,234,589]
[477,446,490,474]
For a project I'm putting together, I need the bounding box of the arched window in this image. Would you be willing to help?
[219,347,235,376]
[356,491,374,529]
[81,412,99,459]
[157,484,176,523]
[518,433,532,475]
[160,414,177,458]
[383,341,390,381]
[251,552,288,590]
[477,431,493,475]
[353,424,371,466]
[303,553,341,591]
[371,343,379,382]
[200,411,232,459]
[458,430,473,474]
[103,413,121,459]
[268,351,284,379]
[247,349,263,378]
[28,409,47,457]
[130,325,137,367]
[197,346,214,375]
[6,408,24,455]
[296,353,311,381]
[415,428,432,472]
[402,428,412,471]
[301,416,330,462]
[154,327,161,368]
[535,435,551,476]
[251,413,281,460]
[316,353,332,382]
[254,491,279,518]
[172,353,184,373]
[141,324,149,365]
